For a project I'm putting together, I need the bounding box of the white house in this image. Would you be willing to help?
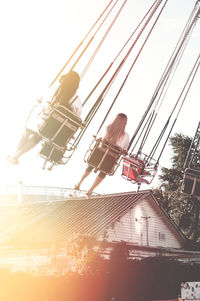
[0,188,199,272]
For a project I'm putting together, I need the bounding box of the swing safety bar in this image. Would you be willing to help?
[38,105,84,170]
[84,137,124,176]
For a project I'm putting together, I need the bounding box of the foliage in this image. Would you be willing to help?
[64,234,105,274]
[153,133,200,242]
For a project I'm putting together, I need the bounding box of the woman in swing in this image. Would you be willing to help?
[75,113,130,198]
[7,70,82,165]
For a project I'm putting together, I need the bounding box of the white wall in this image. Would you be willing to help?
[106,198,183,249]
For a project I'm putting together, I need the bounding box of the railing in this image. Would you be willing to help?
[0,185,92,203]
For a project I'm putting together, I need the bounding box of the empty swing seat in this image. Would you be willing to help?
[122,155,146,182]
[38,105,83,164]
[182,168,200,197]
[86,139,122,175]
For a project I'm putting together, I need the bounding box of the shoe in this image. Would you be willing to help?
[6,155,19,165]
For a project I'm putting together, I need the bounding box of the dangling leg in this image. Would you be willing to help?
[74,166,93,190]
[15,129,33,152]
[8,131,41,164]
[86,172,106,198]
[15,133,41,158]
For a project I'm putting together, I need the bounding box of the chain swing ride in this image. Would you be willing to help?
[18,0,130,170]
[82,0,200,190]
[120,0,200,189]
[25,0,167,170]
[37,0,128,170]
[83,0,168,178]
[13,0,200,193]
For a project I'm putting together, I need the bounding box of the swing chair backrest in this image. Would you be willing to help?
[38,105,83,148]
[121,154,157,184]
[122,155,145,182]
[181,168,200,198]
[86,139,122,175]
[125,155,145,172]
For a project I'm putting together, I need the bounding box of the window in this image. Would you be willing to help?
[158,232,165,241]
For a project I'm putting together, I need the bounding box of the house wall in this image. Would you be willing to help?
[106,198,183,249]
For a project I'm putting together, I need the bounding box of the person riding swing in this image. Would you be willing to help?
[74,113,130,198]
[7,71,82,165]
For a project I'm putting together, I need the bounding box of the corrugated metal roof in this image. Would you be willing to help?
[0,201,64,243]
[6,190,152,245]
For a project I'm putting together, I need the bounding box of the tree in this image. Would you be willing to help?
[153,133,200,242]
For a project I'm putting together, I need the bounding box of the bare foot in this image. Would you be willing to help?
[74,184,80,190]
[86,191,92,199]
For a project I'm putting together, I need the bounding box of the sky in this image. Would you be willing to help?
[0,0,200,195]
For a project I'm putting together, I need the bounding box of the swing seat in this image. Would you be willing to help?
[40,143,65,164]
[85,139,122,175]
[121,154,156,184]
[38,105,83,148]
[181,168,200,197]
[38,105,83,167]
[122,155,146,182]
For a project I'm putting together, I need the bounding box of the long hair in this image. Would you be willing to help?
[52,71,80,107]
[104,113,127,145]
